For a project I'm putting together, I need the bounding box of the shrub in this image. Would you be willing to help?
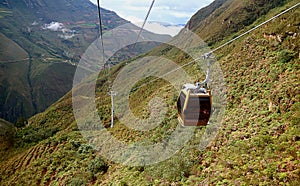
[88,157,109,176]
[69,177,87,186]
[15,117,27,128]
[278,49,296,63]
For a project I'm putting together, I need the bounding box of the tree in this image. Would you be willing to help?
[15,117,27,128]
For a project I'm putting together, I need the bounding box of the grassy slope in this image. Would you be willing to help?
[0,61,35,122]
[0,118,15,161]
[0,33,28,61]
[188,0,286,45]
[0,33,35,122]
[0,0,299,185]
[187,1,300,184]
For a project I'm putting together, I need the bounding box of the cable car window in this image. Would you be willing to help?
[177,92,186,114]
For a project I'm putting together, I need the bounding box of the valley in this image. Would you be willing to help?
[0,0,168,123]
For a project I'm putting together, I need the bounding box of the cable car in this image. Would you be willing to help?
[177,53,212,127]
[177,84,212,126]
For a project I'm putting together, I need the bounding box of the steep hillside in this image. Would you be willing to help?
[0,0,299,185]
[187,0,286,45]
[0,118,15,161]
[0,0,169,123]
[186,0,227,31]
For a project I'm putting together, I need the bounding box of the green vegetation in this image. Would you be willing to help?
[0,0,128,123]
[0,0,167,124]
[0,0,299,185]
[0,118,15,161]
[188,0,287,45]
[0,33,28,62]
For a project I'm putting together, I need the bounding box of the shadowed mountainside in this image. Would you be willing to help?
[0,0,170,123]
[0,0,127,123]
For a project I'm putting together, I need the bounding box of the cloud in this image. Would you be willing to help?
[133,21,184,36]
[58,33,76,39]
[31,21,39,26]
[43,22,64,31]
[43,22,76,39]
[168,11,193,18]
[121,15,143,23]
[90,0,214,24]
[146,22,184,36]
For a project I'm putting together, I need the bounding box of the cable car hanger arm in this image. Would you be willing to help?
[195,52,212,89]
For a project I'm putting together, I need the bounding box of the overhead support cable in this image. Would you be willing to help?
[131,2,300,90]
[135,0,156,44]
[96,0,106,66]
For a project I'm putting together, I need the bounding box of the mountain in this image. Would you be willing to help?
[187,0,286,45]
[0,0,126,123]
[0,0,170,123]
[0,0,299,185]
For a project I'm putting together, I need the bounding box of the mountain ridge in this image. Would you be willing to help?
[187,0,286,45]
[0,0,299,185]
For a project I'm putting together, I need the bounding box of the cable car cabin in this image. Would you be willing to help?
[177,84,212,127]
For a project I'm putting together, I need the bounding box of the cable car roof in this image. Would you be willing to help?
[181,83,210,96]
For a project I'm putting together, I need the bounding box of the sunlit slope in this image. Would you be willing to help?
[0,0,299,185]
[186,1,300,184]
[187,0,286,45]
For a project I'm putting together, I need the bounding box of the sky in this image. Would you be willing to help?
[89,0,214,36]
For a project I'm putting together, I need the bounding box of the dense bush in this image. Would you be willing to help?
[88,157,109,176]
